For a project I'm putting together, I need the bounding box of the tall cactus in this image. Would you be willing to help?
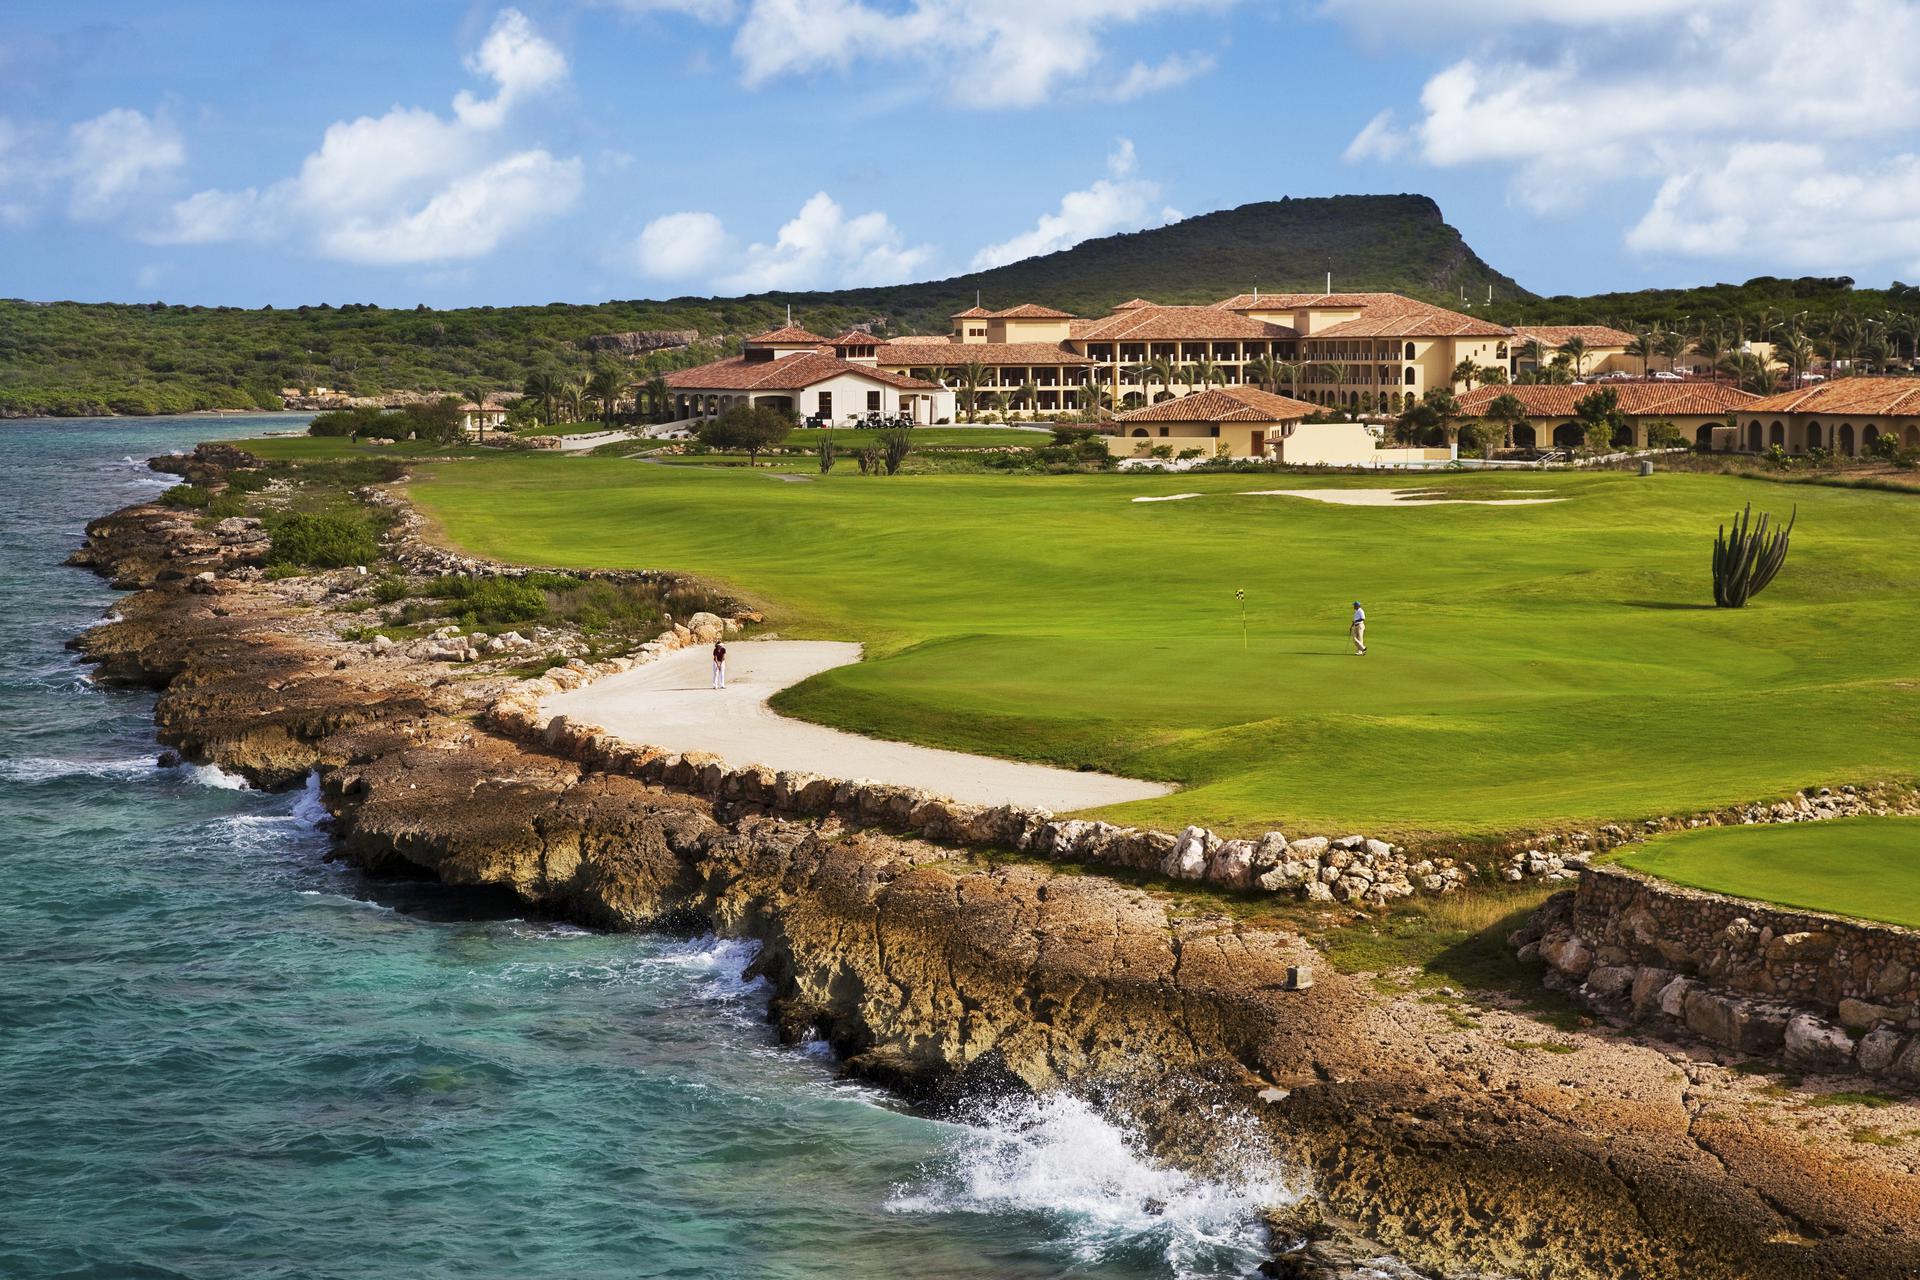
[1712,503,1795,607]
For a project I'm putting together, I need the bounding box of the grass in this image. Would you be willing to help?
[784,426,1048,449]
[232,434,491,462]
[1616,818,1920,928]
[403,460,1920,838]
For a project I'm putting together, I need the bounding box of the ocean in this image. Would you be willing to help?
[0,416,1290,1279]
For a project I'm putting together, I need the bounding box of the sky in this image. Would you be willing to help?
[5,0,1920,308]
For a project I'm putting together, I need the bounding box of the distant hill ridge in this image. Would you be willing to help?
[2,195,1527,417]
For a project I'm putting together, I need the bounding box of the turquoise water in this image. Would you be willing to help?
[0,417,1289,1279]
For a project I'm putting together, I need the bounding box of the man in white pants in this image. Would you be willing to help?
[711,641,727,689]
[1350,601,1367,655]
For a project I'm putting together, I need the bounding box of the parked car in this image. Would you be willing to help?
[1651,371,1683,382]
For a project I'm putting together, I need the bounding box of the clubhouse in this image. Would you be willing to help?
[1736,381,1920,455]
[1457,383,1760,451]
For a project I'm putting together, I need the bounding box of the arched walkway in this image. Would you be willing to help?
[1611,423,1636,448]
[1513,424,1537,450]
[1906,425,1920,449]
[1839,423,1856,455]
[1768,421,1785,447]
[1552,422,1583,449]
[1746,421,1762,452]
[1865,425,1881,452]
[1695,425,1715,450]
[1803,420,1824,451]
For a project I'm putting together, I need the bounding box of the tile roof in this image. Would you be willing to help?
[829,329,879,346]
[950,306,993,319]
[1112,298,1155,310]
[1073,304,1297,342]
[873,341,1093,366]
[745,325,833,346]
[1215,291,1418,312]
[665,352,936,392]
[1307,301,1510,340]
[989,303,1076,319]
[1743,378,1920,416]
[1457,383,1760,418]
[1512,325,1639,349]
[1115,385,1319,424]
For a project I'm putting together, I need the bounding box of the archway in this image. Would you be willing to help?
[1130,428,1148,437]
[1404,368,1417,385]
[1769,421,1785,447]
[1403,341,1416,360]
[1839,423,1856,455]
[1611,422,1636,448]
[1864,425,1881,452]
[1907,425,1920,449]
[1513,423,1537,450]
[1694,424,1714,450]
[1746,421,1762,452]
[1804,420,1823,451]
[1552,422,1583,449]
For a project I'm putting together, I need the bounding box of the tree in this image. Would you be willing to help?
[1273,359,1306,398]
[1188,355,1222,390]
[464,386,491,440]
[1244,354,1281,394]
[880,428,912,474]
[1135,353,1177,403]
[1016,378,1039,418]
[1644,419,1686,450]
[586,366,625,424]
[1719,349,1775,394]
[1479,392,1528,454]
[987,390,1010,421]
[1557,335,1590,379]
[642,375,670,422]
[1478,365,1509,386]
[1517,337,1546,372]
[956,361,987,421]
[523,368,560,425]
[1656,328,1687,373]
[697,404,791,464]
[1691,330,1724,379]
[1393,386,1460,446]
[1573,387,1626,454]
[1451,358,1482,391]
[1625,330,1656,377]
[561,381,586,423]
[1778,333,1816,388]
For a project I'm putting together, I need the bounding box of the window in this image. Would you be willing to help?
[867,390,881,412]
[817,391,832,417]
[1404,342,1416,360]
[1158,426,1169,437]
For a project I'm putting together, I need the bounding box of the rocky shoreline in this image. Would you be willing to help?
[62,451,1920,1279]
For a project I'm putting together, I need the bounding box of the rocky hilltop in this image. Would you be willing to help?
[63,448,1920,1279]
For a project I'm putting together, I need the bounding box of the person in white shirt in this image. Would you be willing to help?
[1350,602,1367,656]
[711,641,727,689]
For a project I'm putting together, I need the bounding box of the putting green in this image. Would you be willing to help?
[1615,818,1920,928]
[406,461,1920,838]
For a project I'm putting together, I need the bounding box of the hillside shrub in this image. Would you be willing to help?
[264,511,382,569]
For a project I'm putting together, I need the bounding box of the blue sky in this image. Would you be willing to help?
[5,0,1917,308]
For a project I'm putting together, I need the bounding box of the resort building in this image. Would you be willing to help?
[1456,383,1760,451]
[1736,381,1920,455]
[663,325,953,424]
[457,402,510,433]
[1109,384,1451,466]
[1507,325,1638,378]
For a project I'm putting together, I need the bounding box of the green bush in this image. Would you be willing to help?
[265,511,381,568]
[160,483,212,509]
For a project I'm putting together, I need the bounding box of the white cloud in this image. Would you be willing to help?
[67,108,184,220]
[454,8,569,129]
[1339,0,1920,268]
[1099,51,1214,102]
[632,209,729,277]
[720,192,933,291]
[144,8,575,264]
[0,117,36,227]
[970,138,1171,269]
[732,0,1236,107]
[1341,108,1404,163]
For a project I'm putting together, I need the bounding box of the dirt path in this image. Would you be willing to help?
[541,640,1174,812]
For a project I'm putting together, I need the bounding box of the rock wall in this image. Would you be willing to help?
[1519,866,1920,1079]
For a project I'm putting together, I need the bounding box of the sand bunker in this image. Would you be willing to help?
[1242,488,1563,507]
[541,640,1171,812]
[1132,493,1202,503]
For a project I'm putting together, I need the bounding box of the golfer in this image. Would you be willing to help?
[711,641,727,689]
[1350,601,1367,656]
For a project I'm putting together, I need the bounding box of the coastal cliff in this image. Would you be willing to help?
[66,460,1920,1280]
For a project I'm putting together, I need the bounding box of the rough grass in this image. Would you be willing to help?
[1616,818,1920,928]
[405,460,1920,838]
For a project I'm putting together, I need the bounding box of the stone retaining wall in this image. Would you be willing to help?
[1517,866,1920,1081]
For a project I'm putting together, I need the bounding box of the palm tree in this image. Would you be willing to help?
[586,366,625,424]
[562,381,586,423]
[1885,312,1920,370]
[1187,356,1222,390]
[464,386,491,440]
[956,361,987,421]
[1517,337,1546,372]
[1719,349,1775,395]
[1450,358,1481,392]
[1482,391,1528,454]
[1556,335,1590,379]
[1319,361,1349,408]
[642,374,670,422]
[1135,353,1178,403]
[1273,359,1306,398]
[1656,328,1687,373]
[1778,333,1815,388]
[1827,314,1862,377]
[522,368,560,425]
[1243,355,1280,395]
[1016,378,1039,419]
[1691,329,1724,381]
[1625,331,1656,377]
[987,391,1009,421]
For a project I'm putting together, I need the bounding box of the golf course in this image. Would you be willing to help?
[406,459,1920,839]
[1616,817,1920,928]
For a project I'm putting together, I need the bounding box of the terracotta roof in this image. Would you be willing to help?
[1112,298,1155,310]
[1115,385,1319,424]
[1215,291,1435,315]
[1512,325,1639,349]
[1457,383,1759,418]
[745,325,833,347]
[1308,301,1510,340]
[950,306,993,319]
[665,352,936,392]
[829,329,878,346]
[873,341,1093,367]
[988,303,1075,319]
[886,335,952,345]
[1743,379,1920,416]
[1073,305,1297,342]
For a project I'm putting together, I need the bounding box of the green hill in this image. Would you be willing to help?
[1,195,1523,417]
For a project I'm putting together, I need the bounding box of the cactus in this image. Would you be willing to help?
[1712,503,1795,607]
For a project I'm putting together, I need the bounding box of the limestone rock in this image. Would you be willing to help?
[1783,1013,1856,1073]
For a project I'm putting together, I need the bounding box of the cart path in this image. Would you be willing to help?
[541,640,1173,812]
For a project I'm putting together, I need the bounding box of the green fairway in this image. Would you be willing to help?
[236,435,488,462]
[1616,819,1920,928]
[405,460,1920,837]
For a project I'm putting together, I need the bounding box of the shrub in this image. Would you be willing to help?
[160,483,212,509]
[265,511,382,569]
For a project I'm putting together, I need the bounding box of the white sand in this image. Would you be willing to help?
[1241,487,1563,507]
[541,640,1172,812]
[1132,493,1202,503]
